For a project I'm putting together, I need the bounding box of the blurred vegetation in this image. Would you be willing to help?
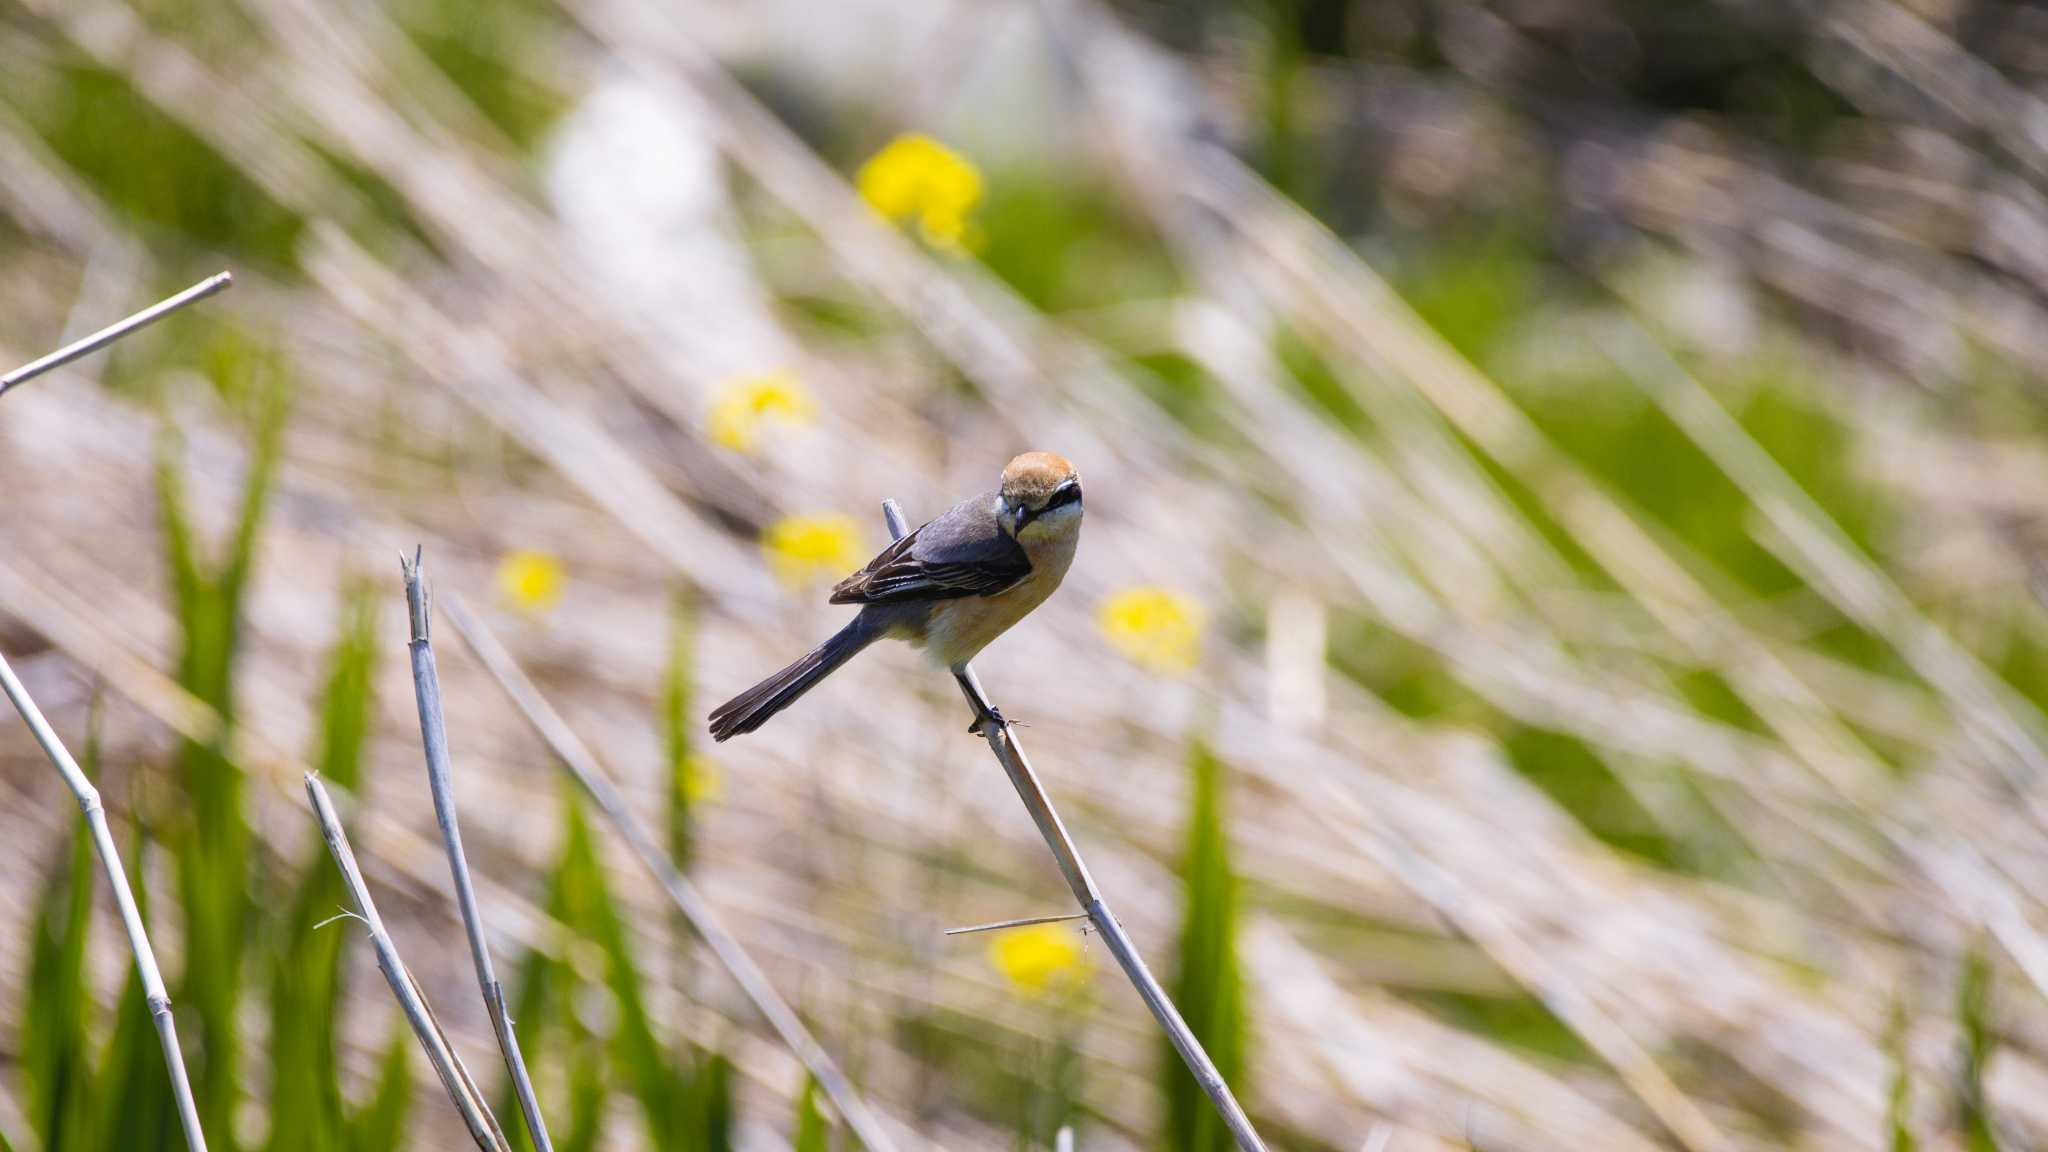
[499,789,735,1152]
[1955,940,2004,1152]
[155,340,287,1152]
[1165,741,1247,1152]
[5,0,2048,1146]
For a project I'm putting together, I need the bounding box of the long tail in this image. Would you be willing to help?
[708,615,881,741]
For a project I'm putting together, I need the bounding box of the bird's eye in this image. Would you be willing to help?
[1043,482,1083,511]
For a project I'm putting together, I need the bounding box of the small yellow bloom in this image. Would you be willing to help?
[856,133,984,253]
[496,550,565,615]
[707,371,815,454]
[681,753,723,806]
[763,514,863,591]
[1098,586,1205,675]
[987,923,1087,995]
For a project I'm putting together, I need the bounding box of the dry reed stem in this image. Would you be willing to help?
[0,649,211,1152]
[0,542,945,1138]
[438,591,905,1152]
[881,497,1271,1152]
[401,550,555,1152]
[0,256,238,1152]
[0,271,231,395]
[303,772,511,1151]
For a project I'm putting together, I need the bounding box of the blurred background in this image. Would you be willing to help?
[3,0,2048,1148]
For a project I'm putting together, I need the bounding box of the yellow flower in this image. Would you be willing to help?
[856,133,984,253]
[763,514,863,591]
[1098,586,1205,675]
[681,753,723,806]
[496,550,565,615]
[987,923,1088,995]
[707,371,814,454]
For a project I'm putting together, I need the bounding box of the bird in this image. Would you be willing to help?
[709,452,1083,741]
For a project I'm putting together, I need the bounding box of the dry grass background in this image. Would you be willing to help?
[5,0,2048,1148]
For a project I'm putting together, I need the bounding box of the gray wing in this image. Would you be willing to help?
[829,493,1030,604]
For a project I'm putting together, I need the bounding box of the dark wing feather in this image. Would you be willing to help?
[829,493,1030,604]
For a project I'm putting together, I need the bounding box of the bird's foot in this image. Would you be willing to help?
[969,702,1008,734]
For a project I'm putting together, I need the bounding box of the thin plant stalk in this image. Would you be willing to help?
[0,648,210,1152]
[881,498,1270,1152]
[440,592,903,1152]
[0,272,233,396]
[401,550,554,1152]
[302,773,511,1152]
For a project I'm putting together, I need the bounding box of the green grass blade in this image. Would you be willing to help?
[1956,940,2001,1152]
[96,799,174,1152]
[218,343,290,606]
[346,1018,414,1152]
[153,427,202,623]
[495,942,557,1152]
[555,790,689,1148]
[266,585,379,1152]
[153,347,289,1152]
[559,978,610,1152]
[1888,1000,1917,1152]
[1164,740,1246,1152]
[793,1077,828,1152]
[503,783,625,1152]
[663,588,697,872]
[24,697,101,1149]
[689,1053,733,1152]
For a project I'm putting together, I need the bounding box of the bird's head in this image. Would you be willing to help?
[998,451,1083,541]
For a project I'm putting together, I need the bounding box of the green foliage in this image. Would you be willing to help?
[4,59,304,269]
[24,698,102,1151]
[793,1077,830,1152]
[498,787,734,1152]
[265,583,380,1152]
[1398,233,1541,361]
[1499,726,1678,868]
[1325,614,1492,725]
[1164,741,1247,1152]
[891,1005,1077,1142]
[392,0,569,152]
[92,792,175,1152]
[155,338,290,1152]
[1955,941,2002,1152]
[1254,0,1309,204]
[973,174,1179,314]
[19,574,407,1152]
[1128,352,1234,444]
[347,1025,415,1152]
[1888,1001,1917,1152]
[1271,323,1375,438]
[665,588,698,871]
[1397,987,1590,1064]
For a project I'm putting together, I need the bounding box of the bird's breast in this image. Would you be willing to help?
[921,519,1079,667]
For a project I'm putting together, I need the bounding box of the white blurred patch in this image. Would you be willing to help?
[1266,590,1328,733]
[544,71,797,383]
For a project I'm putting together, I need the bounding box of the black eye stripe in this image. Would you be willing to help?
[1043,483,1082,511]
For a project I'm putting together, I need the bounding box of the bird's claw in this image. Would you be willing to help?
[970,704,1009,734]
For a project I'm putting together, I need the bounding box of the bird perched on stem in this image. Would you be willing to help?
[710,452,1083,740]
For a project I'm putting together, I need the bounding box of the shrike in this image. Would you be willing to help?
[709,452,1083,740]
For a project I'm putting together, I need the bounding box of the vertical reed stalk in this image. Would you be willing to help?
[0,649,210,1152]
[441,593,903,1152]
[402,551,555,1152]
[302,773,510,1151]
[879,499,1269,1152]
[0,268,232,1147]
